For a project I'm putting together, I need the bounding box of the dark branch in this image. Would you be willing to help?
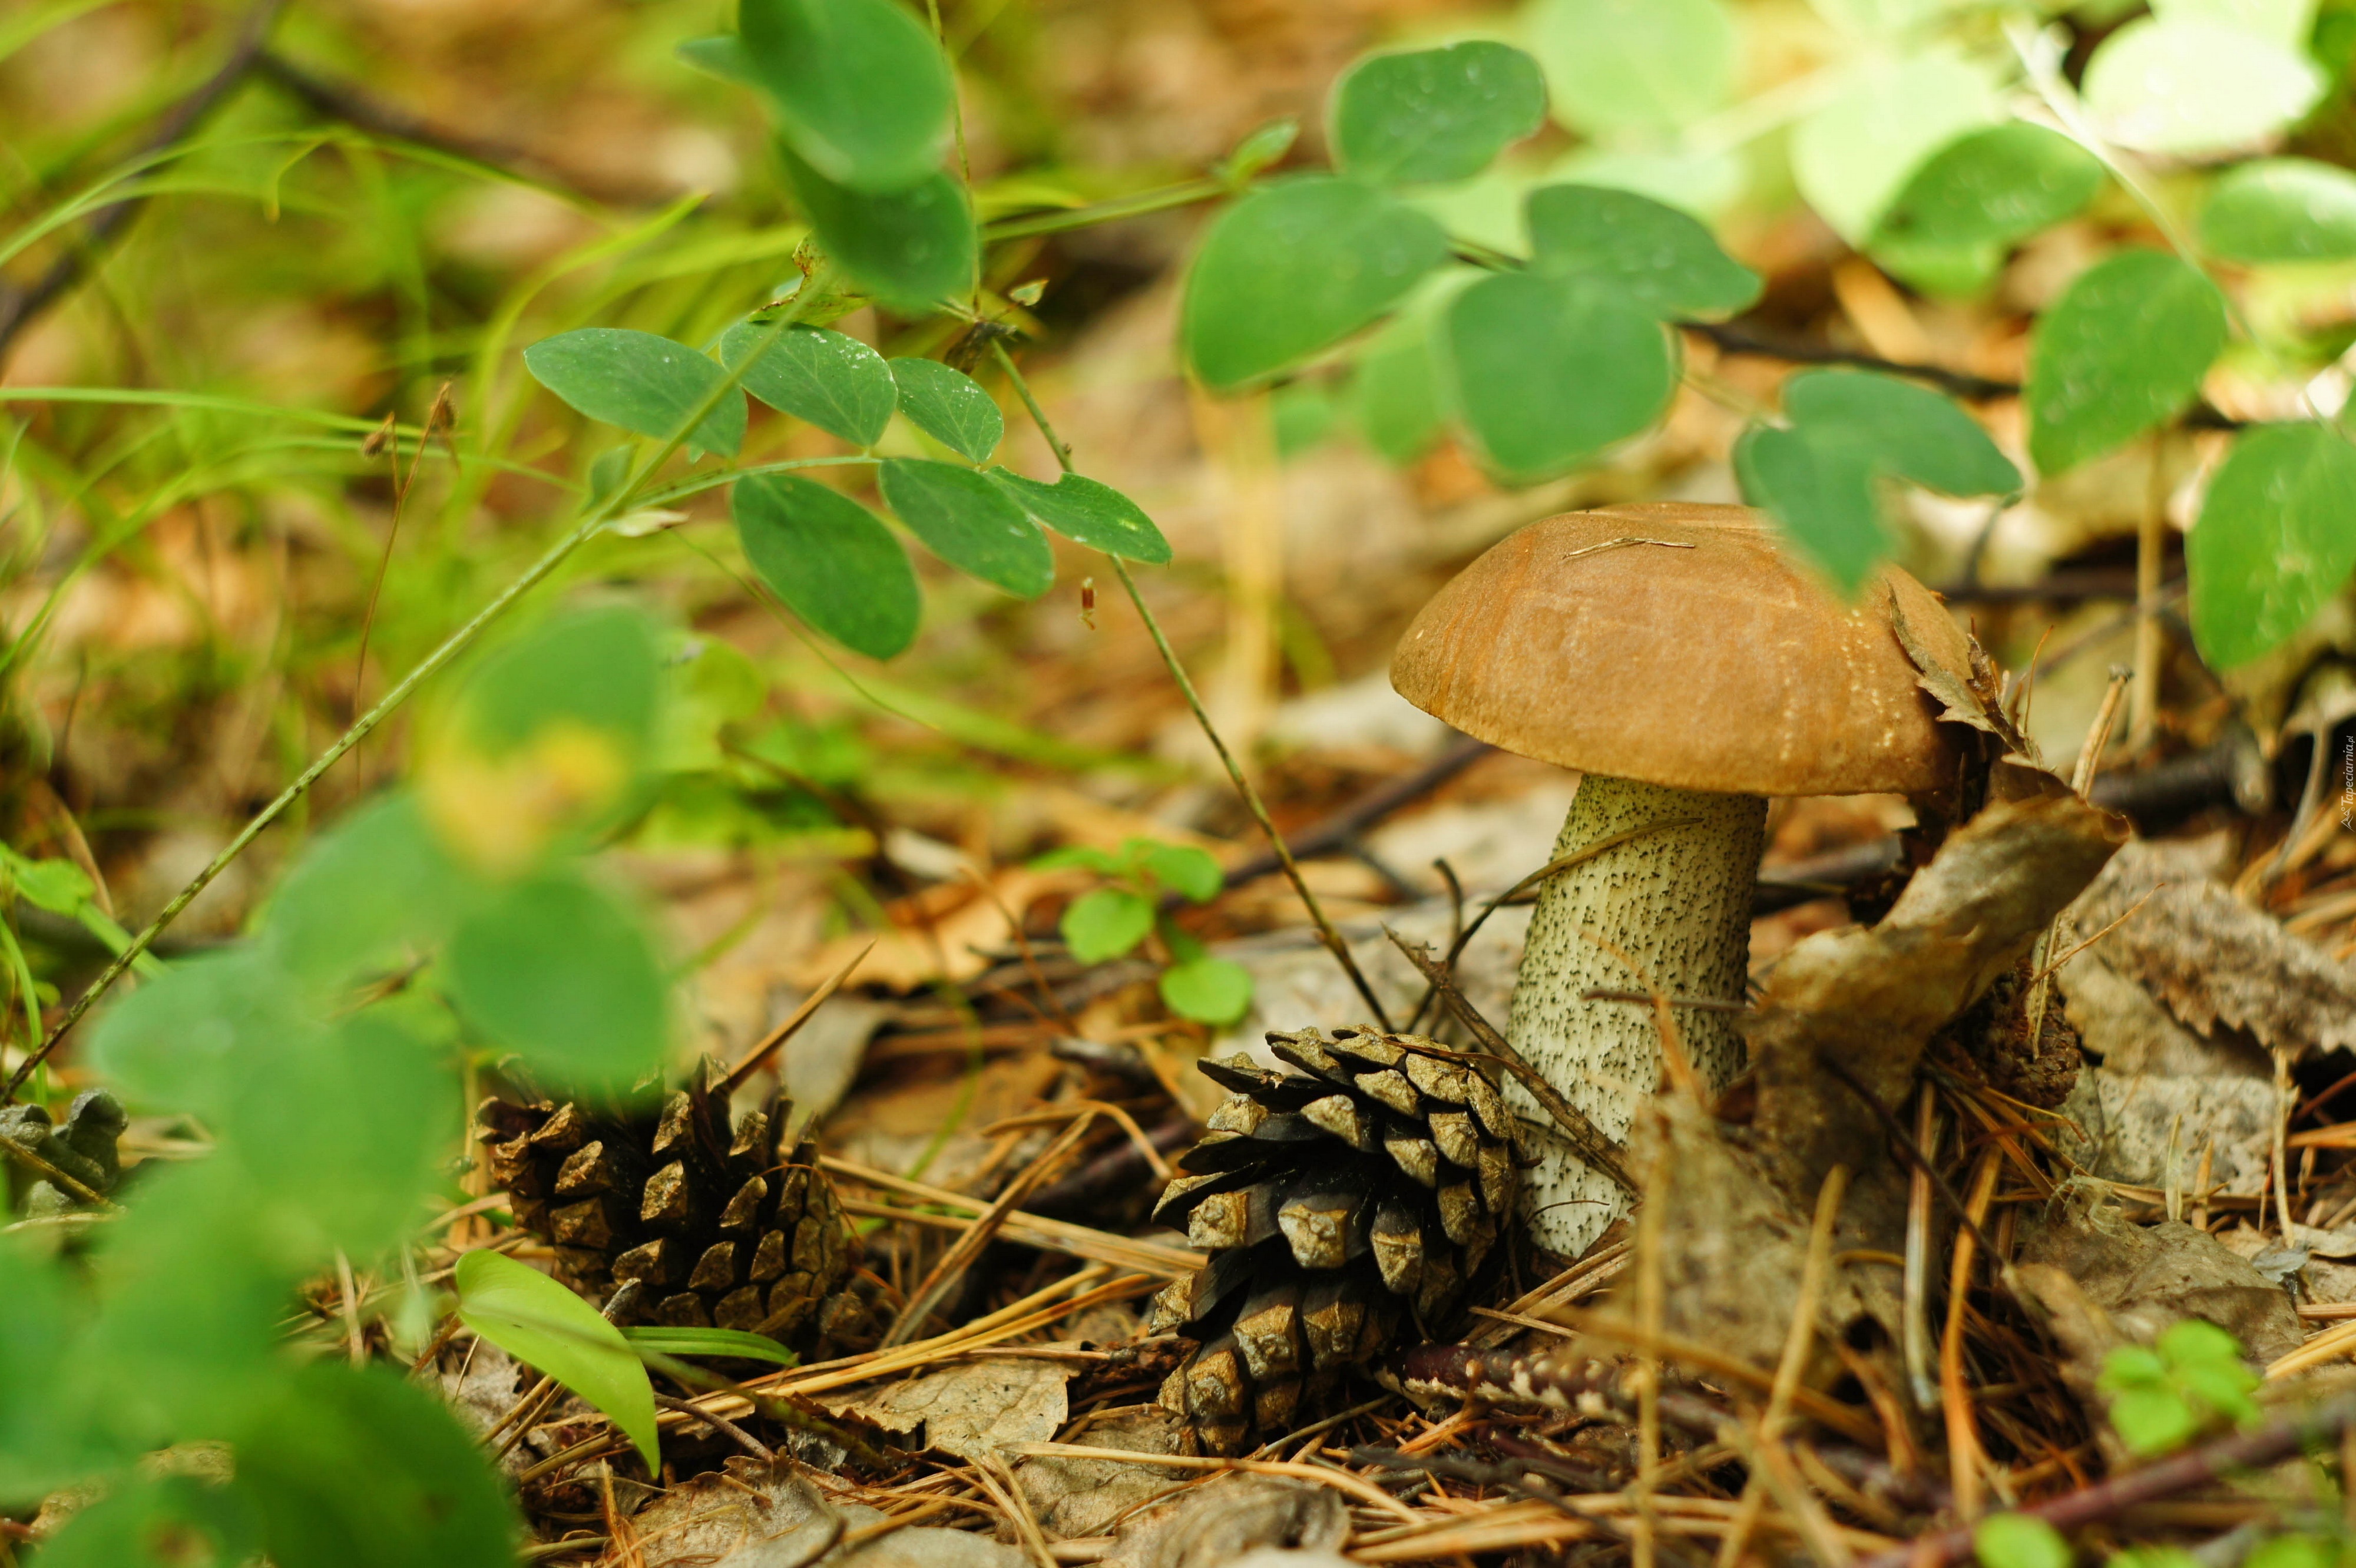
[0,0,287,363]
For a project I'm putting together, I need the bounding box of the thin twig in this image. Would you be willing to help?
[651,1395,773,1461]
[1851,1395,2356,1568]
[721,938,876,1096]
[984,336,1397,1030]
[1382,929,1635,1194]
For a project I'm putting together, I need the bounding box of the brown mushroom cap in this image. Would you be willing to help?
[1391,502,1973,797]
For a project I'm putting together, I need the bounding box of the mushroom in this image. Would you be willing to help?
[1389,502,1971,1258]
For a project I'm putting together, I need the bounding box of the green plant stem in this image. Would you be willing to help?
[985,338,1396,1031]
[982,178,1225,243]
[1,272,830,1100]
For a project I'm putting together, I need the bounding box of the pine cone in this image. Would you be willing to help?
[477,1059,858,1345]
[1145,1027,1519,1454]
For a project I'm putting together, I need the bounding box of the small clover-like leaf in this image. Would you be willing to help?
[1143,843,1223,904]
[1525,183,1761,317]
[1971,1513,2071,1568]
[1329,41,1547,187]
[1182,176,1448,391]
[2187,422,2356,669]
[1061,887,1154,963]
[2028,249,2226,475]
[1160,954,1254,1025]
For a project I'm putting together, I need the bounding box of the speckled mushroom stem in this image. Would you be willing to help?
[1505,776,1765,1259]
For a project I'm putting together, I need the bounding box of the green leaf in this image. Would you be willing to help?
[216,1010,456,1260]
[2245,1537,2335,1568]
[781,145,974,313]
[1873,124,2104,253]
[720,323,896,446]
[1329,42,1547,187]
[1971,1514,2072,1568]
[1738,372,2016,595]
[7,854,91,914]
[1142,843,1223,902]
[34,1475,262,1568]
[1783,371,2020,498]
[1526,0,1736,137]
[89,949,308,1122]
[2188,422,2356,667]
[2156,0,2318,49]
[2027,250,2227,474]
[1438,270,1676,480]
[263,791,476,987]
[522,328,745,458]
[676,33,759,87]
[2084,18,2325,157]
[2108,1382,2201,1455]
[1218,118,1301,184]
[737,0,952,192]
[1525,183,1761,316]
[0,1233,107,1505]
[2202,158,2356,262]
[2097,1344,2170,1390]
[1791,50,1996,243]
[445,870,670,1096]
[1736,424,1887,596]
[734,472,921,660]
[2156,1317,2246,1367]
[889,358,1003,462]
[878,458,1055,598]
[623,1325,799,1366]
[237,1362,518,1568]
[1159,955,1254,1025]
[1181,176,1448,391]
[1349,313,1445,465]
[455,1251,659,1470]
[1061,887,1155,962]
[456,606,663,760]
[987,469,1172,563]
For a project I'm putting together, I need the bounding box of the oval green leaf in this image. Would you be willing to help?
[676,33,758,87]
[2084,16,2324,157]
[1791,49,1995,243]
[878,457,1054,597]
[987,469,1172,563]
[2188,422,2356,669]
[522,329,744,458]
[1061,887,1154,963]
[444,871,669,1096]
[236,1364,517,1568]
[263,792,477,986]
[733,472,920,659]
[1872,123,2104,252]
[1438,270,1676,481]
[454,1251,659,1472]
[1159,955,1254,1026]
[455,606,663,759]
[2202,158,2356,263]
[889,357,1003,462]
[1526,0,1736,137]
[1143,842,1223,903]
[737,0,952,192]
[720,322,896,446]
[1735,424,1888,597]
[1182,176,1448,391]
[2027,249,2226,475]
[1329,41,1547,187]
[1971,1514,2072,1568]
[622,1325,799,1367]
[1525,183,1761,317]
[1783,369,2020,498]
[1349,313,1445,465]
[782,146,974,313]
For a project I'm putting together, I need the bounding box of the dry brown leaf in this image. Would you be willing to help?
[1100,1474,1348,1568]
[828,1355,1071,1462]
[2068,839,2356,1059]
[1014,1406,1189,1540]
